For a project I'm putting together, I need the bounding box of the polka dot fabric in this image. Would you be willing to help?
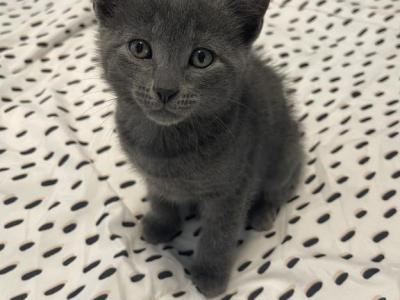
[0,0,399,299]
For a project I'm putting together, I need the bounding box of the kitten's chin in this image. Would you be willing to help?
[146,109,186,126]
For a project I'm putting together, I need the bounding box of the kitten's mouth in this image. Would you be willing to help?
[146,108,186,126]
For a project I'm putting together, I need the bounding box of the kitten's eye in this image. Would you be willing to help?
[190,48,214,68]
[129,39,152,59]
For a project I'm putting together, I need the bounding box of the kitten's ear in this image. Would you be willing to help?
[228,0,270,44]
[93,0,117,23]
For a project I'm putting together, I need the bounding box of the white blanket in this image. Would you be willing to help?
[0,0,399,299]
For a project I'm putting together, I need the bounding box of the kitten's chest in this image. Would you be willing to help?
[120,125,227,180]
[125,146,227,202]
[118,116,240,201]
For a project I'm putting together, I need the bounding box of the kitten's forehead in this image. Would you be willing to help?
[120,0,237,43]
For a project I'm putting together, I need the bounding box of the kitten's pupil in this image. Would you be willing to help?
[198,51,206,63]
[136,42,144,54]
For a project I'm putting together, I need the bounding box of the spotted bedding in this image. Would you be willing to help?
[0,0,399,299]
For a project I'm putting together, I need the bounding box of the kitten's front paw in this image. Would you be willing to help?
[191,264,229,298]
[142,214,180,245]
[249,209,276,232]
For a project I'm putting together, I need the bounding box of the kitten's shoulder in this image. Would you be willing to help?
[248,52,288,89]
[245,52,291,105]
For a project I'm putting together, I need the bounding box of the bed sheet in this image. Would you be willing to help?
[0,0,399,299]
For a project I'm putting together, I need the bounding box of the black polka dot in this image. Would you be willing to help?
[237,261,252,272]
[93,294,108,300]
[83,260,101,273]
[341,230,356,242]
[341,253,353,260]
[131,273,145,282]
[327,192,341,203]
[282,235,292,244]
[371,254,385,263]
[356,188,369,199]
[43,246,62,258]
[257,261,271,274]
[4,219,24,229]
[355,210,368,219]
[384,208,397,218]
[337,176,349,184]
[335,272,348,285]
[111,234,123,241]
[289,215,301,224]
[25,199,43,210]
[312,183,325,194]
[314,253,326,259]
[58,154,70,167]
[63,223,77,234]
[373,231,389,243]
[0,263,17,275]
[114,250,129,258]
[38,222,54,231]
[10,294,28,300]
[306,281,323,298]
[19,242,34,252]
[221,293,237,300]
[385,151,398,160]
[71,201,88,211]
[172,291,186,298]
[317,213,330,224]
[44,283,65,296]
[96,213,109,226]
[264,231,276,239]
[352,91,361,98]
[303,237,319,248]
[297,202,310,210]
[158,270,173,280]
[120,180,136,189]
[248,287,264,300]
[122,221,135,227]
[145,255,162,262]
[3,196,18,205]
[86,234,99,245]
[67,285,85,299]
[287,257,300,269]
[104,196,120,206]
[363,268,380,279]
[98,267,116,280]
[279,289,295,300]
[382,190,396,201]
[41,179,58,186]
[21,269,42,280]
[45,125,59,136]
[262,248,275,259]
[132,246,146,254]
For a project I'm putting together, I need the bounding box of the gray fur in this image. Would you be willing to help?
[94,0,304,297]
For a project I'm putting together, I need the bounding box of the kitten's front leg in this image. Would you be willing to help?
[191,197,245,298]
[142,195,181,245]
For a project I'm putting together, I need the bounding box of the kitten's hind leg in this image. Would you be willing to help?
[248,161,303,231]
[142,196,181,244]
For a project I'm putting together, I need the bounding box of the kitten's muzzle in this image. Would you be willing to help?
[153,86,179,104]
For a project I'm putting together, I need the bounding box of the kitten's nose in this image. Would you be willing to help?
[153,87,179,104]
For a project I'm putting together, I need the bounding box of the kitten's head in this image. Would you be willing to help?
[95,0,270,126]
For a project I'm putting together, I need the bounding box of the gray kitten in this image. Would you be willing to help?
[94,0,304,297]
